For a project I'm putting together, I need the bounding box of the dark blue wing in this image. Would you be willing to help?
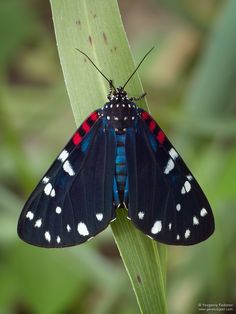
[125,109,214,245]
[18,112,116,248]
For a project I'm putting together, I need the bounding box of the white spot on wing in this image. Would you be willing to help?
[42,176,49,184]
[44,183,52,195]
[177,234,180,240]
[185,181,191,192]
[66,224,71,232]
[107,116,110,120]
[164,159,174,174]
[45,231,51,242]
[56,206,62,214]
[56,236,61,244]
[200,208,207,217]
[50,188,55,197]
[34,219,42,228]
[63,160,75,176]
[187,174,193,180]
[124,116,128,120]
[26,211,34,220]
[168,223,172,230]
[181,181,191,194]
[193,216,199,225]
[58,149,69,162]
[138,211,145,220]
[185,229,190,239]
[151,220,162,234]
[169,148,178,160]
[96,213,103,221]
[77,222,89,236]
[176,203,181,212]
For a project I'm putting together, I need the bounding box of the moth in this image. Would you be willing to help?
[18,48,214,247]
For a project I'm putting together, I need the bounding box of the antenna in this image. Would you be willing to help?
[122,47,154,89]
[76,49,115,90]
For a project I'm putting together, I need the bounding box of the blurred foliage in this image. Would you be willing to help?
[0,0,236,313]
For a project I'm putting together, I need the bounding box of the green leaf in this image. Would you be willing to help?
[50,0,167,313]
[50,0,146,122]
[184,0,236,117]
[0,0,39,71]
[155,0,208,32]
[112,209,167,313]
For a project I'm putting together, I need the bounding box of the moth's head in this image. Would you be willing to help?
[102,89,137,130]
[113,86,127,100]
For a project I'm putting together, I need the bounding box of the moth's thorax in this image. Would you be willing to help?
[101,93,138,130]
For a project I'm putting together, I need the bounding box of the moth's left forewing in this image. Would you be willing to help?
[126,109,214,246]
[18,111,117,248]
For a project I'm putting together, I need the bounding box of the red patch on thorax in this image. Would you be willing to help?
[157,130,165,144]
[90,112,98,121]
[141,111,150,120]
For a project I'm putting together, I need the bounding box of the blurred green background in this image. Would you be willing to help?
[1,0,236,313]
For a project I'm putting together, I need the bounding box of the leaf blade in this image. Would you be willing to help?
[50,1,167,313]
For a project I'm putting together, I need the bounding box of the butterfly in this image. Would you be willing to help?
[17,48,214,248]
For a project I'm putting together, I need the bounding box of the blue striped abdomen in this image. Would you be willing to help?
[113,133,128,205]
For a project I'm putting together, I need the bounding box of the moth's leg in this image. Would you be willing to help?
[107,80,114,100]
[130,92,147,101]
